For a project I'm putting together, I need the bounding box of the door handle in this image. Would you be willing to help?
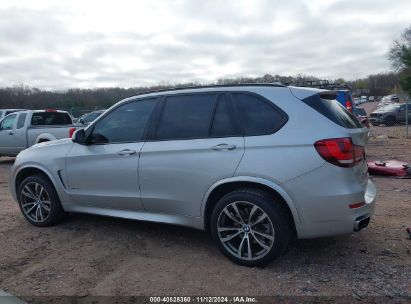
[117,149,137,155]
[211,144,236,151]
[8,131,13,135]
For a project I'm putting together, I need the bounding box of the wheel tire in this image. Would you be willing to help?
[17,174,66,227]
[384,116,396,126]
[210,188,292,266]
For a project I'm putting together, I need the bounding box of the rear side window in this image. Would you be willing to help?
[302,94,362,129]
[156,94,216,140]
[210,94,240,137]
[17,113,27,129]
[31,112,72,125]
[232,93,288,136]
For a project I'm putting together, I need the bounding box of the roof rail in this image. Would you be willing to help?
[135,83,286,96]
[285,80,351,90]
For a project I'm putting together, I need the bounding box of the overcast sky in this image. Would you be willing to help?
[0,0,410,89]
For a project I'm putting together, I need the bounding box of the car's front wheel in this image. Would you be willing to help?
[17,174,66,227]
[210,189,292,266]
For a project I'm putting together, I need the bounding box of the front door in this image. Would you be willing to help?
[65,98,158,211]
[0,114,18,155]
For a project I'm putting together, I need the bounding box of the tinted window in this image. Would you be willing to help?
[0,114,17,130]
[91,99,157,144]
[17,113,27,129]
[302,94,362,129]
[85,111,103,123]
[210,94,240,137]
[31,112,72,125]
[233,93,287,136]
[156,94,216,140]
[353,108,366,116]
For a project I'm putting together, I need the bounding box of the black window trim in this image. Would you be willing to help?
[86,97,160,145]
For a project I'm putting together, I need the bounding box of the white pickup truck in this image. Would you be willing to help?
[0,109,76,157]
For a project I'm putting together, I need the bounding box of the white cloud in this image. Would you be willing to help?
[0,0,410,88]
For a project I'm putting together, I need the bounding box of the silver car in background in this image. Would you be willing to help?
[9,84,376,266]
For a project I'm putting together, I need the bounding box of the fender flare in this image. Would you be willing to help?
[201,176,301,224]
[12,162,59,201]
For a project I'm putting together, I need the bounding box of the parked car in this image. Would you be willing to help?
[9,84,376,266]
[353,107,370,128]
[378,95,400,108]
[335,89,355,112]
[370,103,411,126]
[0,109,76,157]
[75,109,106,126]
[0,109,26,121]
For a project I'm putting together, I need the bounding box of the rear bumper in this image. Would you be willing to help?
[284,173,377,239]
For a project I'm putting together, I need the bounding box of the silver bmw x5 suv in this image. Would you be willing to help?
[9,84,376,266]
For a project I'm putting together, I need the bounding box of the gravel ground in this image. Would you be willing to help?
[0,105,410,302]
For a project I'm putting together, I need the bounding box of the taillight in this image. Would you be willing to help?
[69,127,76,138]
[314,138,364,168]
[346,100,353,112]
[46,109,57,112]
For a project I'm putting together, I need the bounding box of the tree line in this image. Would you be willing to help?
[0,72,402,114]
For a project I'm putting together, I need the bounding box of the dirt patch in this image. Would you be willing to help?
[0,135,410,300]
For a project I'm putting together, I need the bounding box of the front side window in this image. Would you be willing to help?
[0,114,17,130]
[155,94,216,140]
[90,99,157,144]
[17,113,27,129]
[233,93,288,136]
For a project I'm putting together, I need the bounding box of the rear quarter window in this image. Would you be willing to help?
[232,93,288,136]
[302,93,362,129]
[31,112,72,126]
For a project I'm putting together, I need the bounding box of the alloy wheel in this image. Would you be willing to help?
[20,182,51,223]
[217,201,275,261]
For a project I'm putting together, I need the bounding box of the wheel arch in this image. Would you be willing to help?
[202,177,301,232]
[14,165,56,198]
[35,133,56,144]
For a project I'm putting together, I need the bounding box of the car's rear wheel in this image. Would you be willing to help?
[210,189,292,266]
[17,174,66,227]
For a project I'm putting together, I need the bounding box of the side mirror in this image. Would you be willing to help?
[79,118,85,124]
[72,129,87,145]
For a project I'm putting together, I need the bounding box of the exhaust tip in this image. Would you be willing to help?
[354,216,370,232]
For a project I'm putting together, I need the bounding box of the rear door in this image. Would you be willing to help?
[139,93,245,217]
